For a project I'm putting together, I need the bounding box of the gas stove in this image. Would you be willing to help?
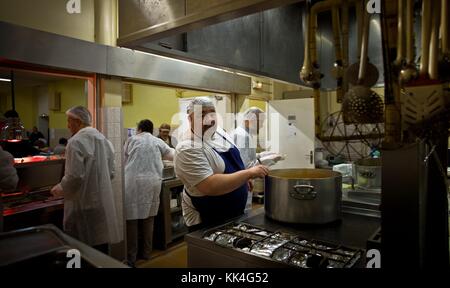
[202,222,363,268]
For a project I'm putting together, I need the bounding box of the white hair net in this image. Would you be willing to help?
[66,106,92,126]
[243,107,264,121]
[186,97,215,114]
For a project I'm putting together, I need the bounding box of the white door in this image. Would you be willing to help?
[267,98,315,169]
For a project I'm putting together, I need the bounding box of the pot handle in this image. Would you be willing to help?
[291,185,317,200]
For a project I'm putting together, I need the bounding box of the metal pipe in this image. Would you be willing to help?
[309,0,359,68]
[394,0,405,66]
[332,6,344,102]
[300,0,314,84]
[331,6,342,65]
[320,133,384,142]
[355,0,364,58]
[94,0,117,46]
[358,7,370,83]
[309,2,319,68]
[309,0,341,138]
[400,0,418,84]
[379,0,401,144]
[308,0,359,138]
[442,0,449,54]
[428,0,441,79]
[419,0,432,77]
[405,0,414,64]
[438,0,450,81]
[341,0,349,93]
[309,0,343,69]
[314,88,321,139]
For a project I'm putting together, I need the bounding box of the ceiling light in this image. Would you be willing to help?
[0,78,11,82]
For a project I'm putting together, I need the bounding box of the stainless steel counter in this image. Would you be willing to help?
[0,224,128,268]
[154,178,187,249]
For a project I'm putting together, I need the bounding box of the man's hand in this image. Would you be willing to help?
[247,165,269,179]
[50,184,64,199]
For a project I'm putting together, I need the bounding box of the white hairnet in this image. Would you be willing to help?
[186,97,215,114]
[66,106,92,126]
[243,107,264,121]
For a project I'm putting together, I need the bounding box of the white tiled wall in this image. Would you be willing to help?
[100,106,125,259]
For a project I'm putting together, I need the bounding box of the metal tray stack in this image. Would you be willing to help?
[202,222,362,268]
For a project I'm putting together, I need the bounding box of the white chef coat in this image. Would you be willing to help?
[230,126,258,169]
[59,127,121,246]
[124,132,172,220]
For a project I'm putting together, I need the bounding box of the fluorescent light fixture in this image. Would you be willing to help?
[0,78,11,82]
[134,49,230,72]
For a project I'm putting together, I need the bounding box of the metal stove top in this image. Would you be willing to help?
[202,222,362,268]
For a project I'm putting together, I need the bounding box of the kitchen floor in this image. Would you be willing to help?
[136,203,264,268]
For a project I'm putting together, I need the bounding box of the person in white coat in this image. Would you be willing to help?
[50,106,120,253]
[124,119,174,265]
[0,146,19,232]
[230,107,284,212]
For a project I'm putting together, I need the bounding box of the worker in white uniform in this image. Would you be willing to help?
[230,107,284,212]
[0,146,19,232]
[174,97,269,231]
[51,106,120,253]
[124,119,175,266]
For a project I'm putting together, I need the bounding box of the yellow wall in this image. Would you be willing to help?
[0,0,95,42]
[123,84,180,130]
[248,99,266,111]
[1,79,85,131]
[177,89,212,98]
[236,96,266,113]
[48,79,87,129]
[3,86,36,129]
[123,84,214,130]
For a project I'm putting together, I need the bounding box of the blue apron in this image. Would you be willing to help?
[186,133,248,227]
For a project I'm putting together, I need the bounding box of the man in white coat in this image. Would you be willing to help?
[0,146,19,232]
[230,107,284,212]
[124,119,174,266]
[51,106,120,253]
